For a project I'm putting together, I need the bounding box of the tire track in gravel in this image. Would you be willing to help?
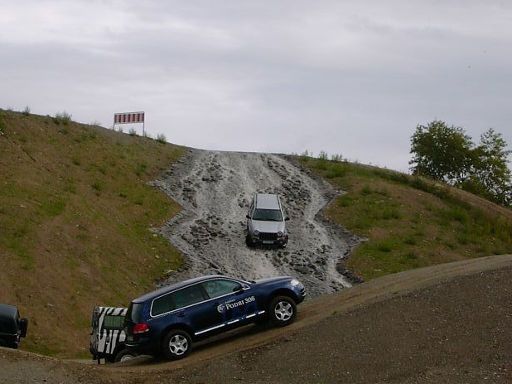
[151,149,360,296]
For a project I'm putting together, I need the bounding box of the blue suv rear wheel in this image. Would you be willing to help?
[162,329,192,360]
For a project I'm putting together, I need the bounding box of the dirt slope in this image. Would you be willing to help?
[1,255,511,383]
[152,149,360,295]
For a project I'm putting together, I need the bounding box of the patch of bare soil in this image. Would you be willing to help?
[1,255,511,383]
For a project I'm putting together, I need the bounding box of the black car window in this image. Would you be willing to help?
[103,315,125,330]
[0,306,17,334]
[252,208,283,221]
[202,279,242,299]
[171,285,206,309]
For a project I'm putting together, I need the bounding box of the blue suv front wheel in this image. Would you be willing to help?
[268,296,297,327]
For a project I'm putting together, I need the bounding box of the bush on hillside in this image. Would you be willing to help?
[156,133,166,143]
[54,111,72,125]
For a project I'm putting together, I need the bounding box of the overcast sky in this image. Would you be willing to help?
[1,1,511,171]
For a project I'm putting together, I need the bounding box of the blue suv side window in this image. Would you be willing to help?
[151,285,207,317]
[202,279,241,299]
[172,285,206,308]
[152,294,175,316]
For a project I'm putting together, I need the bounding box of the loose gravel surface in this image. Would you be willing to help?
[151,149,360,295]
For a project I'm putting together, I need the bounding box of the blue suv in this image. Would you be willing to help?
[124,275,305,360]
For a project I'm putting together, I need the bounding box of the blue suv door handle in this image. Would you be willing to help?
[176,311,185,318]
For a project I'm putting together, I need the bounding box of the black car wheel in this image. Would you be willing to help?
[162,329,192,360]
[114,348,137,363]
[268,296,296,327]
[245,234,255,247]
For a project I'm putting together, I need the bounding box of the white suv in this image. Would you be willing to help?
[246,193,289,247]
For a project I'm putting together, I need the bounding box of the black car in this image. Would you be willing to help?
[0,304,28,349]
[125,274,305,360]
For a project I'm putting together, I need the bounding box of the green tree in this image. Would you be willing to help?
[410,120,473,184]
[465,129,512,205]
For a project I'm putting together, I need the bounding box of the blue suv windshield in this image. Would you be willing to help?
[252,209,282,221]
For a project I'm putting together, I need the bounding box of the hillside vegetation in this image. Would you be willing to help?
[0,110,184,357]
[301,156,512,280]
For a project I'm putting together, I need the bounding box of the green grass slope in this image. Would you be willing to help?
[0,110,184,357]
[301,156,512,280]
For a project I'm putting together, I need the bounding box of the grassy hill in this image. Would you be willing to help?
[1,109,511,359]
[300,156,512,280]
[0,110,184,357]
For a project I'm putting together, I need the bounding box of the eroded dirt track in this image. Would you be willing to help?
[152,149,359,295]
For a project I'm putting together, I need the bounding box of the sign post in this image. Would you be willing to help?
[113,111,145,135]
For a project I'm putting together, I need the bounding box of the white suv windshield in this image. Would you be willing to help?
[252,209,282,221]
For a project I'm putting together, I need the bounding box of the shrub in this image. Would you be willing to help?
[331,153,343,162]
[135,163,147,176]
[300,150,312,161]
[403,236,417,246]
[361,185,372,195]
[376,240,393,252]
[156,133,166,143]
[380,207,401,220]
[54,111,72,125]
[91,181,103,192]
[318,151,329,160]
[22,106,31,116]
[40,199,66,217]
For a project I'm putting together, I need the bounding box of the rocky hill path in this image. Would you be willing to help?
[151,149,359,296]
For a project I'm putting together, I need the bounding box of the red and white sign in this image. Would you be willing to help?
[114,111,145,124]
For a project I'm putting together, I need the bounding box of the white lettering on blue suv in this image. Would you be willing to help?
[217,295,255,313]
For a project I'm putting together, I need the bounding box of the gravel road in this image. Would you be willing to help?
[151,149,359,296]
